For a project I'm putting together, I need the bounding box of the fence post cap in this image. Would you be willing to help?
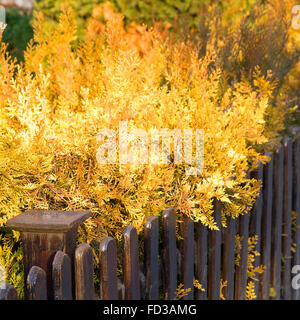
[6,210,91,233]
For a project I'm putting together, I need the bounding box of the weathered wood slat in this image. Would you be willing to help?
[259,152,273,300]
[27,266,47,300]
[7,210,91,300]
[208,199,222,300]
[293,136,300,300]
[270,146,284,299]
[144,215,159,300]
[52,251,72,300]
[180,215,194,300]
[234,209,250,300]
[223,215,236,300]
[123,225,141,300]
[282,137,293,300]
[249,163,263,299]
[195,222,208,300]
[99,237,118,300]
[75,243,95,300]
[0,283,18,300]
[161,207,177,300]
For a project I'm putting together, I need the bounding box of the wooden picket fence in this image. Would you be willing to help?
[1,135,300,300]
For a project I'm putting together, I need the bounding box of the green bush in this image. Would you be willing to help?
[34,0,264,37]
[2,8,33,62]
[1,0,266,61]
[34,0,101,39]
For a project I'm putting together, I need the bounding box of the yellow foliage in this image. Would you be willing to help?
[247,235,266,282]
[220,279,228,300]
[269,287,277,299]
[1,6,271,234]
[235,234,266,300]
[0,4,289,295]
[174,283,192,300]
[193,279,205,292]
[246,281,256,300]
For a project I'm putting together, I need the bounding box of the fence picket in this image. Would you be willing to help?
[52,251,72,300]
[195,222,208,300]
[162,207,177,300]
[223,215,236,300]
[181,215,194,300]
[249,163,263,299]
[123,225,141,300]
[75,243,95,300]
[144,215,159,300]
[27,266,47,300]
[208,199,222,300]
[99,237,118,300]
[293,136,300,300]
[270,146,284,299]
[282,137,293,300]
[234,209,250,300]
[259,152,273,300]
[0,283,18,300]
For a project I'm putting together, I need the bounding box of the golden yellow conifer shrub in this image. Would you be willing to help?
[0,4,289,296]
[193,0,300,146]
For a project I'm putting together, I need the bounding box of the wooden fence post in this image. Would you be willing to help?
[7,210,91,299]
[249,163,263,299]
[270,146,284,299]
[223,216,236,300]
[234,209,250,300]
[99,237,118,300]
[180,215,194,300]
[75,243,95,300]
[208,199,222,300]
[0,283,18,300]
[27,266,47,300]
[259,152,273,300]
[123,225,141,300]
[144,216,159,300]
[52,251,72,300]
[293,136,300,300]
[282,137,293,299]
[161,207,177,300]
[195,222,208,300]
